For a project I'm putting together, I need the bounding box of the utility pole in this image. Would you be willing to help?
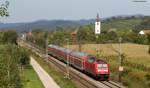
[46,37,48,59]
[71,28,80,51]
[64,38,70,79]
[45,31,48,60]
[78,41,82,52]
[148,43,150,63]
[118,37,123,82]
[96,35,99,57]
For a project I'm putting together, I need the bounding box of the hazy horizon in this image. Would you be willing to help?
[0,14,147,24]
[1,0,150,23]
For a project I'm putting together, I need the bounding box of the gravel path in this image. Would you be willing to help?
[30,57,60,88]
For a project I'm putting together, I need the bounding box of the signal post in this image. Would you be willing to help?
[95,13,101,57]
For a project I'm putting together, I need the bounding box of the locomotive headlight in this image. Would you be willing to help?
[103,69,108,72]
[98,69,102,72]
[98,69,108,72]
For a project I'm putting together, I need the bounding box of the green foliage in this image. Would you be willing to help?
[0,44,22,88]
[50,30,72,45]
[125,33,148,44]
[33,31,46,48]
[103,18,142,32]
[19,48,30,66]
[135,16,150,31]
[77,25,95,43]
[0,1,9,17]
[0,44,30,88]
[105,55,150,88]
[0,32,4,42]
[2,30,18,44]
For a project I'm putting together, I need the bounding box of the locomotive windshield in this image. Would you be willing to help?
[88,57,96,63]
[97,64,108,68]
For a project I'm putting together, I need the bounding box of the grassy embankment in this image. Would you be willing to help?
[66,43,150,88]
[21,66,44,88]
[0,44,44,88]
[30,52,77,88]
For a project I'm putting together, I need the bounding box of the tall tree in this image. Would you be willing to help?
[2,30,18,44]
[147,34,150,54]
[0,0,9,17]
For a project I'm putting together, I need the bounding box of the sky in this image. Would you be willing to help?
[1,0,150,23]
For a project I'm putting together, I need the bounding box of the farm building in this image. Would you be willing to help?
[139,30,150,35]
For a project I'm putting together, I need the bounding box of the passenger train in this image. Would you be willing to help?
[48,44,110,80]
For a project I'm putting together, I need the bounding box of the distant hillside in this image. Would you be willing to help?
[102,17,143,31]
[0,20,95,32]
[0,15,148,32]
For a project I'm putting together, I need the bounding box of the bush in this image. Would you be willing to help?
[2,30,18,44]
[19,48,30,66]
[0,44,23,88]
[145,74,150,80]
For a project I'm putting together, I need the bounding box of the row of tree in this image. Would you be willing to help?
[25,16,150,56]
[27,25,150,46]
[0,30,30,88]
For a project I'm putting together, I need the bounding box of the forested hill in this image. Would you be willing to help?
[0,19,95,32]
[0,15,149,32]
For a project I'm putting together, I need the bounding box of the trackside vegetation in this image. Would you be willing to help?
[30,52,77,88]
[0,30,43,88]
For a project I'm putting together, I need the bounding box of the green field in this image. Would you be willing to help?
[21,66,44,88]
[66,43,150,88]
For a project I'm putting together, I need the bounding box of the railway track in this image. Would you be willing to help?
[100,81,122,88]
[18,40,125,88]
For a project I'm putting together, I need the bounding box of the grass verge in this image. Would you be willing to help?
[31,53,77,88]
[21,66,44,88]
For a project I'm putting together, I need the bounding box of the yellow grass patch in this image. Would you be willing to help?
[66,43,150,65]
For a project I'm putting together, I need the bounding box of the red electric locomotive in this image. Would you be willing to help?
[48,44,110,80]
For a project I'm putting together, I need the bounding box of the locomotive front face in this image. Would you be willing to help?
[95,61,110,80]
[96,64,109,74]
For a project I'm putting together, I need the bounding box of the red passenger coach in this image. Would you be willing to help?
[48,44,110,80]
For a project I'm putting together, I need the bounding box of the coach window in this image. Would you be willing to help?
[88,57,95,63]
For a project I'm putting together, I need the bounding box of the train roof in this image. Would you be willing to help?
[48,44,88,57]
[48,44,57,48]
[71,51,88,58]
[63,48,72,53]
[48,44,72,54]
